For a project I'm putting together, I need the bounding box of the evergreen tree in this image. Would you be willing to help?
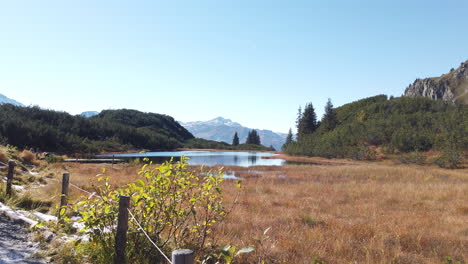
[232,132,239,146]
[255,130,261,145]
[296,106,302,139]
[321,98,338,131]
[246,129,261,145]
[297,102,318,140]
[245,130,253,144]
[282,128,293,151]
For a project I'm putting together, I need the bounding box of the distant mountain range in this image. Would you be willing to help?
[405,59,468,104]
[180,117,287,150]
[80,111,99,118]
[0,93,24,106]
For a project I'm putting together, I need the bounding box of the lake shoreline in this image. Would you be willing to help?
[97,149,285,167]
[96,148,280,156]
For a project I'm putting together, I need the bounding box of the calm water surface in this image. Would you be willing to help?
[98,151,285,167]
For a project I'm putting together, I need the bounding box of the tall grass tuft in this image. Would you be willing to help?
[20,150,38,165]
[0,151,8,163]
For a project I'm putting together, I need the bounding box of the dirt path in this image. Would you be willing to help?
[0,215,45,264]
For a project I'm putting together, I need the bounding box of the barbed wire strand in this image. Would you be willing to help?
[127,208,172,264]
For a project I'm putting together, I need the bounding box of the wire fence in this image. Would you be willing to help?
[127,208,172,263]
[55,174,173,263]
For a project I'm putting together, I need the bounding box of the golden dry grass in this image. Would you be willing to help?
[27,160,468,263]
[20,150,38,165]
[217,163,468,264]
[0,151,7,163]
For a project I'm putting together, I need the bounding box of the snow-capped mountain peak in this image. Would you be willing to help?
[206,117,241,127]
[180,117,286,150]
[0,93,24,106]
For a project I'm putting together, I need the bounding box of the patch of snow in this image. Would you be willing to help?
[13,185,24,191]
[0,202,38,227]
[32,212,57,222]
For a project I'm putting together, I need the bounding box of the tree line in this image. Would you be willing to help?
[232,130,261,145]
[283,95,467,163]
[0,105,193,153]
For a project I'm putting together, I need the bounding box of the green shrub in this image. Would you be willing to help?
[72,157,234,263]
[285,95,467,162]
[441,256,464,264]
[45,154,64,163]
[432,150,464,169]
[301,215,325,227]
[398,151,426,165]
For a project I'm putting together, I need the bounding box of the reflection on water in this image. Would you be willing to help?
[98,150,285,167]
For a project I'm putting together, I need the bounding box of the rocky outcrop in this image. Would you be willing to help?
[404,60,468,104]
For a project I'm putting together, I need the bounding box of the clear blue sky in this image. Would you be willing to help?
[1,0,467,133]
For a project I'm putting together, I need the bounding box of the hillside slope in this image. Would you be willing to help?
[0,105,193,153]
[286,95,467,159]
[181,117,287,150]
[405,60,468,104]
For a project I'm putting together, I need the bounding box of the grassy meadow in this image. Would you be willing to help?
[19,156,468,264]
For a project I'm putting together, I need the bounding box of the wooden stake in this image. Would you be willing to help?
[172,249,194,264]
[114,195,130,264]
[58,172,70,219]
[6,160,16,197]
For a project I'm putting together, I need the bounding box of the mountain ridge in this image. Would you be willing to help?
[80,111,99,118]
[404,60,468,104]
[180,117,287,150]
[0,93,24,107]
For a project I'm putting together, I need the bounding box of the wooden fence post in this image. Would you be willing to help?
[172,249,194,264]
[58,172,70,219]
[114,195,130,264]
[6,160,16,197]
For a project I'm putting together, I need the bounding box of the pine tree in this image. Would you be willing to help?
[321,98,338,131]
[232,132,239,146]
[286,128,293,144]
[282,128,293,151]
[297,103,318,140]
[296,106,302,139]
[246,129,261,145]
[255,130,261,145]
[245,130,253,144]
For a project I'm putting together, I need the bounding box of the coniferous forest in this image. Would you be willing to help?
[0,104,274,153]
[0,105,193,153]
[286,95,467,162]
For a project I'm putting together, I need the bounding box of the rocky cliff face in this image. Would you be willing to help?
[404,60,468,104]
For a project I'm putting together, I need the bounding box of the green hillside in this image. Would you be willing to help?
[286,95,468,160]
[0,105,194,153]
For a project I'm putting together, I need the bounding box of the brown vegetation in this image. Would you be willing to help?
[217,163,468,263]
[25,160,468,263]
[20,150,38,165]
[0,151,7,163]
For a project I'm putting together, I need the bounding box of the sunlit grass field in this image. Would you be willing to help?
[26,158,468,263]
